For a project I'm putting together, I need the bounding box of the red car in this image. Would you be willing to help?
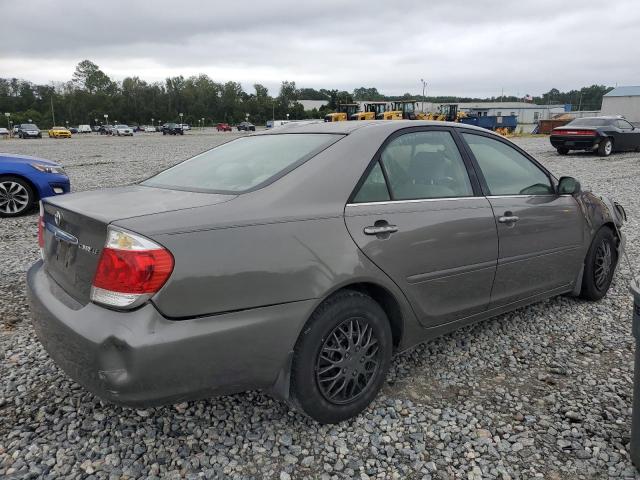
[216,123,232,132]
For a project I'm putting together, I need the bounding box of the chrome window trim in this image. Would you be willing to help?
[485,194,557,199]
[346,196,480,207]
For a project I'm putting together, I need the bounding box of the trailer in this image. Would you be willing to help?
[459,113,518,133]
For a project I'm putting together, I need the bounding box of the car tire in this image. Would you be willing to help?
[290,290,393,424]
[597,138,613,157]
[580,227,618,301]
[557,147,569,155]
[0,176,35,217]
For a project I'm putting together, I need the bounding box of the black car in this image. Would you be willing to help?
[17,123,42,139]
[550,116,640,157]
[162,123,184,135]
[237,121,256,132]
[68,127,78,134]
[98,125,113,135]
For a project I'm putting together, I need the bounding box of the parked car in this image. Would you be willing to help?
[48,126,72,139]
[113,125,134,136]
[27,121,625,424]
[12,126,20,135]
[17,123,42,139]
[550,116,640,156]
[144,126,156,132]
[91,125,101,132]
[179,124,190,131]
[162,123,184,135]
[78,125,92,134]
[68,127,78,134]
[0,153,70,217]
[216,123,232,132]
[237,121,256,131]
[0,127,9,137]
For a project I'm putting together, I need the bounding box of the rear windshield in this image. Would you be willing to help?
[568,118,612,126]
[142,133,341,193]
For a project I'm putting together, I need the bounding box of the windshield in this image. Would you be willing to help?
[142,134,341,193]
[116,125,129,128]
[568,118,612,126]
[22,124,38,130]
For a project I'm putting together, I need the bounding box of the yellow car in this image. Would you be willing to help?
[48,126,72,138]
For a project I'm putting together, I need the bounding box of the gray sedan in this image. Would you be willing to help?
[27,121,626,424]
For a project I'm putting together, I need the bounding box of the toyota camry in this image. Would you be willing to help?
[28,121,625,423]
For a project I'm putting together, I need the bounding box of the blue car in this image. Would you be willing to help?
[0,153,70,217]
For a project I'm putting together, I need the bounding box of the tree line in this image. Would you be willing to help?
[0,60,613,129]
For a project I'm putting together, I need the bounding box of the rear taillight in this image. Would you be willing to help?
[38,202,45,257]
[91,227,174,309]
[552,129,597,136]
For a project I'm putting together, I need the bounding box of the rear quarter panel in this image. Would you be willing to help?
[151,216,415,327]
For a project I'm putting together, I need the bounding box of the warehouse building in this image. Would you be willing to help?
[601,86,640,123]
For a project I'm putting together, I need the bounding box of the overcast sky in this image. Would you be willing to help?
[1,0,639,98]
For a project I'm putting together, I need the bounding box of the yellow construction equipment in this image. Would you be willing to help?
[351,102,388,120]
[323,103,360,122]
[429,104,467,122]
[379,100,430,120]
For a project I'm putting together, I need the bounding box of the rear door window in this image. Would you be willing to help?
[352,130,473,202]
[380,131,473,200]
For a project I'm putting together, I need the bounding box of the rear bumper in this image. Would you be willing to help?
[550,136,601,150]
[27,260,313,407]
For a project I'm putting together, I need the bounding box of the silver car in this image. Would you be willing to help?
[113,124,134,136]
[27,121,625,423]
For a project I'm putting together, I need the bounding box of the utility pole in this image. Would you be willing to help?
[578,91,584,111]
[50,97,56,126]
[420,78,427,113]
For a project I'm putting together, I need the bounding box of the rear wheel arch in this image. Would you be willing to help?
[317,282,404,350]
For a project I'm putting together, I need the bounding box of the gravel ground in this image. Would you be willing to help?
[1,131,639,479]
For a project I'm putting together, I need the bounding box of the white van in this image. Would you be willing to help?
[78,125,92,133]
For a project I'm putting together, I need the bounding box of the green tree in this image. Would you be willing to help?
[72,60,115,94]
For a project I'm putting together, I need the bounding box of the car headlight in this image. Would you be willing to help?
[31,163,65,174]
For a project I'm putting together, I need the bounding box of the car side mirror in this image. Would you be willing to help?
[558,176,581,195]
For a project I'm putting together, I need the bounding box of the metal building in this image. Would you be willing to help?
[601,86,640,123]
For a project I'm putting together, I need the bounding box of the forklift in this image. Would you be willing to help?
[432,104,467,122]
[380,100,428,120]
[324,103,360,122]
[351,101,388,120]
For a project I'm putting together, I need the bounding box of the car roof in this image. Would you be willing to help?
[570,116,626,121]
[254,120,496,136]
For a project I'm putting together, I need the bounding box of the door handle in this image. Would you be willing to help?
[498,211,519,224]
[363,224,398,235]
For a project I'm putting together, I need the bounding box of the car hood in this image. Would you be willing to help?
[43,185,236,224]
[0,154,60,166]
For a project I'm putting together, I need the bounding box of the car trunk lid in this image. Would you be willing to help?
[41,185,234,304]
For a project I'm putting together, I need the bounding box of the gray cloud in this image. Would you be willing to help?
[1,0,638,97]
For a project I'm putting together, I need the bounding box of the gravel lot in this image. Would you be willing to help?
[1,131,639,479]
